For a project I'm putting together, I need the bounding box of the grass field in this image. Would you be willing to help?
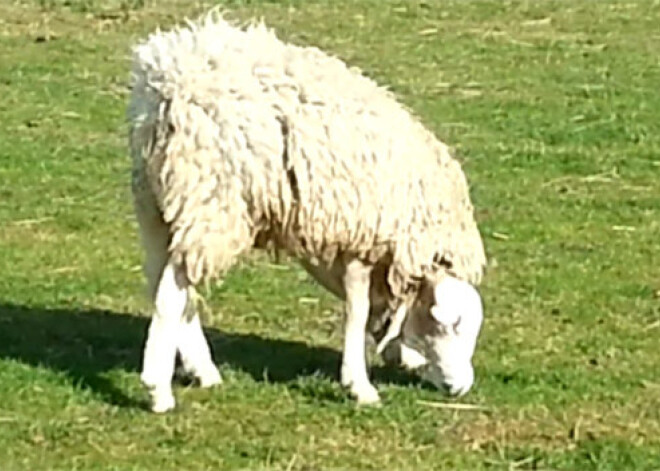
[1,0,659,469]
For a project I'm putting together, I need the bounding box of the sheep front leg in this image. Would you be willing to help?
[341,259,380,405]
[140,261,187,413]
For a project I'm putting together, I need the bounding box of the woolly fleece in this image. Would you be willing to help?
[128,13,487,303]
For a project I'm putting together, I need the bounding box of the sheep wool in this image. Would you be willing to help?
[128,13,487,302]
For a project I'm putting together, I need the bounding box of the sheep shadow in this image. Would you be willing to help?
[0,304,422,409]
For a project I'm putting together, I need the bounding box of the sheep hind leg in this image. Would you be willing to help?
[140,261,188,413]
[340,259,380,405]
[134,193,179,412]
[135,196,219,410]
[177,308,222,388]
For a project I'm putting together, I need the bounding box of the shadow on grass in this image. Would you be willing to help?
[0,304,421,409]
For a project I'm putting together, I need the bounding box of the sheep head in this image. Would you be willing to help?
[379,275,483,397]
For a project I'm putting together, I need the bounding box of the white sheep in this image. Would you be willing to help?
[128,12,487,413]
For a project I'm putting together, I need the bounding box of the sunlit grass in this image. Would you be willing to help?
[1,0,659,469]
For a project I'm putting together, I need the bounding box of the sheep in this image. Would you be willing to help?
[128,12,487,413]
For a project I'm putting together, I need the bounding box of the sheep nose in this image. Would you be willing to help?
[444,381,471,397]
[440,373,474,397]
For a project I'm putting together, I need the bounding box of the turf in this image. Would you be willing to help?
[1,0,659,469]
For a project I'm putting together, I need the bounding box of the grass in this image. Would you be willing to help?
[1,0,659,469]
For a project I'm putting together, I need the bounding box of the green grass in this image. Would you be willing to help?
[1,0,659,469]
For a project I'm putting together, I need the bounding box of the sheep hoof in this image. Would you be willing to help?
[197,367,222,388]
[150,390,176,413]
[142,375,176,413]
[174,364,222,388]
[351,383,381,406]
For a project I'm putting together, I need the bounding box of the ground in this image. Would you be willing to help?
[0,0,659,469]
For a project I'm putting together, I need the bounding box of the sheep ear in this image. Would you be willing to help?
[430,305,454,325]
[431,276,470,326]
[431,306,447,324]
[430,305,442,323]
